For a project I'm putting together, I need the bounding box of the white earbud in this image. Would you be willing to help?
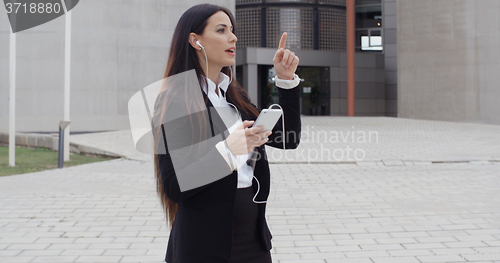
[196,40,209,80]
[196,40,204,50]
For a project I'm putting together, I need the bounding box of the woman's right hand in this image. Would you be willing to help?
[225,120,272,155]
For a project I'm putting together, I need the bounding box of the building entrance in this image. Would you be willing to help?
[258,65,330,116]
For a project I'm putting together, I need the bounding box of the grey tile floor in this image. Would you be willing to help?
[1,117,499,262]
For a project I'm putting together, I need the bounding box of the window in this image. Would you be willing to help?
[235,8,261,48]
[355,0,383,52]
[267,8,314,50]
[319,9,346,51]
[358,29,382,51]
[236,0,348,51]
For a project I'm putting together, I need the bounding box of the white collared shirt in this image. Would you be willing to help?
[203,72,300,188]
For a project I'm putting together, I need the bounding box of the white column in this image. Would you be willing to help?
[245,64,258,105]
[63,4,72,161]
[9,28,16,167]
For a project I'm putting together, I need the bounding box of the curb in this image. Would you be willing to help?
[0,132,122,159]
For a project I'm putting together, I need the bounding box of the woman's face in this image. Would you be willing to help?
[195,11,237,68]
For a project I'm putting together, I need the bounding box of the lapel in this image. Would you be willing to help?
[201,87,251,122]
[200,88,235,138]
[225,91,251,121]
[200,87,261,170]
[221,90,259,170]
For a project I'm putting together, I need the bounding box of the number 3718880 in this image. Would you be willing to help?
[5,2,62,14]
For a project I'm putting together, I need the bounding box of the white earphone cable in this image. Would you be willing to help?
[199,41,233,96]
[198,42,285,204]
[251,104,285,204]
[226,102,241,121]
[226,102,285,204]
[201,46,208,85]
[268,103,286,164]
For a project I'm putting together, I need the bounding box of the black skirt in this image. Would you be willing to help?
[229,186,272,263]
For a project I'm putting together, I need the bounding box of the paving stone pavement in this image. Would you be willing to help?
[69,116,500,163]
[1,117,500,263]
[265,117,500,163]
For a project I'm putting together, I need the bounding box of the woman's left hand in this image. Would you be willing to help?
[273,32,299,80]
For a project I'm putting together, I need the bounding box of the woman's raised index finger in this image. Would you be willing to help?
[278,32,287,50]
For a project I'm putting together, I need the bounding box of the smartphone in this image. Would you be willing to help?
[251,108,283,131]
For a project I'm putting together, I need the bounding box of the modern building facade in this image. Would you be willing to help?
[398,0,500,125]
[3,0,497,134]
[0,0,235,133]
[235,0,392,117]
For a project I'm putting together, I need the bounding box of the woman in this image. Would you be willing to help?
[153,3,301,263]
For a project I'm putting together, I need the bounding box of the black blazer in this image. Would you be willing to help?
[155,82,301,263]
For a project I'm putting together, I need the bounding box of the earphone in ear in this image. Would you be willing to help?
[196,40,204,50]
[195,40,209,79]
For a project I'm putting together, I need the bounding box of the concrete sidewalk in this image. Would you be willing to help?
[1,116,499,263]
[70,116,500,163]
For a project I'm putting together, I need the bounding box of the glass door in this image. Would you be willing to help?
[259,65,330,116]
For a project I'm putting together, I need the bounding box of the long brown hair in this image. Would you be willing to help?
[154,4,260,229]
